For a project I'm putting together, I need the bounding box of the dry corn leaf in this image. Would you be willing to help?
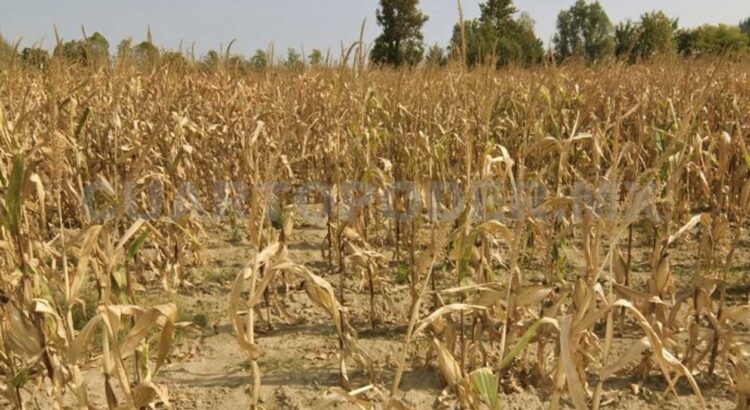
[515,286,555,308]
[667,213,707,247]
[432,338,462,387]
[413,304,486,338]
[560,316,589,410]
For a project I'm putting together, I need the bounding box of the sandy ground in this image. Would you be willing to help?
[13,204,747,409]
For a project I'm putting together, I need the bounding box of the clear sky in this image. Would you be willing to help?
[1,1,749,57]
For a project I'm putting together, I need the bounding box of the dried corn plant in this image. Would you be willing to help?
[2,54,750,409]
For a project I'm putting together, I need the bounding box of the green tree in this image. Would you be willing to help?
[86,32,110,61]
[616,11,677,61]
[553,0,615,61]
[512,12,545,65]
[116,39,133,60]
[479,0,517,29]
[249,49,269,70]
[116,38,161,67]
[637,11,677,57]
[20,48,49,68]
[370,0,429,66]
[741,17,750,37]
[309,49,324,67]
[133,41,160,66]
[202,50,221,70]
[615,20,640,59]
[284,48,303,69]
[56,32,110,65]
[57,40,83,61]
[424,43,448,67]
[449,0,543,67]
[450,20,493,65]
[425,43,446,66]
[677,24,749,55]
[226,55,249,72]
[162,51,188,70]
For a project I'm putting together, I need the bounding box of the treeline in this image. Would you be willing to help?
[2,0,750,70]
[0,28,313,71]
[374,0,750,67]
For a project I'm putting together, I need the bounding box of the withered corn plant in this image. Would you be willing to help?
[2,51,750,410]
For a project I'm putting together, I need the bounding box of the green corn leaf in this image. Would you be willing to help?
[127,227,151,260]
[499,317,559,371]
[11,367,30,388]
[470,367,500,410]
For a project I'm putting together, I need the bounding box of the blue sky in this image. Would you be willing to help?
[1,1,749,57]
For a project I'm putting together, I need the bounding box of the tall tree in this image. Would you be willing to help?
[479,0,517,30]
[133,41,160,66]
[202,50,221,70]
[449,0,543,67]
[20,48,49,68]
[56,32,110,65]
[677,24,749,55]
[615,20,640,58]
[741,17,750,37]
[637,11,677,57]
[616,11,677,61]
[284,48,303,69]
[513,12,545,64]
[161,51,188,70]
[226,55,249,72]
[553,0,615,61]
[116,39,134,60]
[450,20,495,65]
[86,32,110,60]
[370,0,428,66]
[249,49,269,70]
[309,49,324,67]
[425,43,446,66]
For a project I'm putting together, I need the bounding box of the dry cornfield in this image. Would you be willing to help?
[2,57,750,409]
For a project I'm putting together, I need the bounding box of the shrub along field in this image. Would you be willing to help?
[2,58,750,409]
